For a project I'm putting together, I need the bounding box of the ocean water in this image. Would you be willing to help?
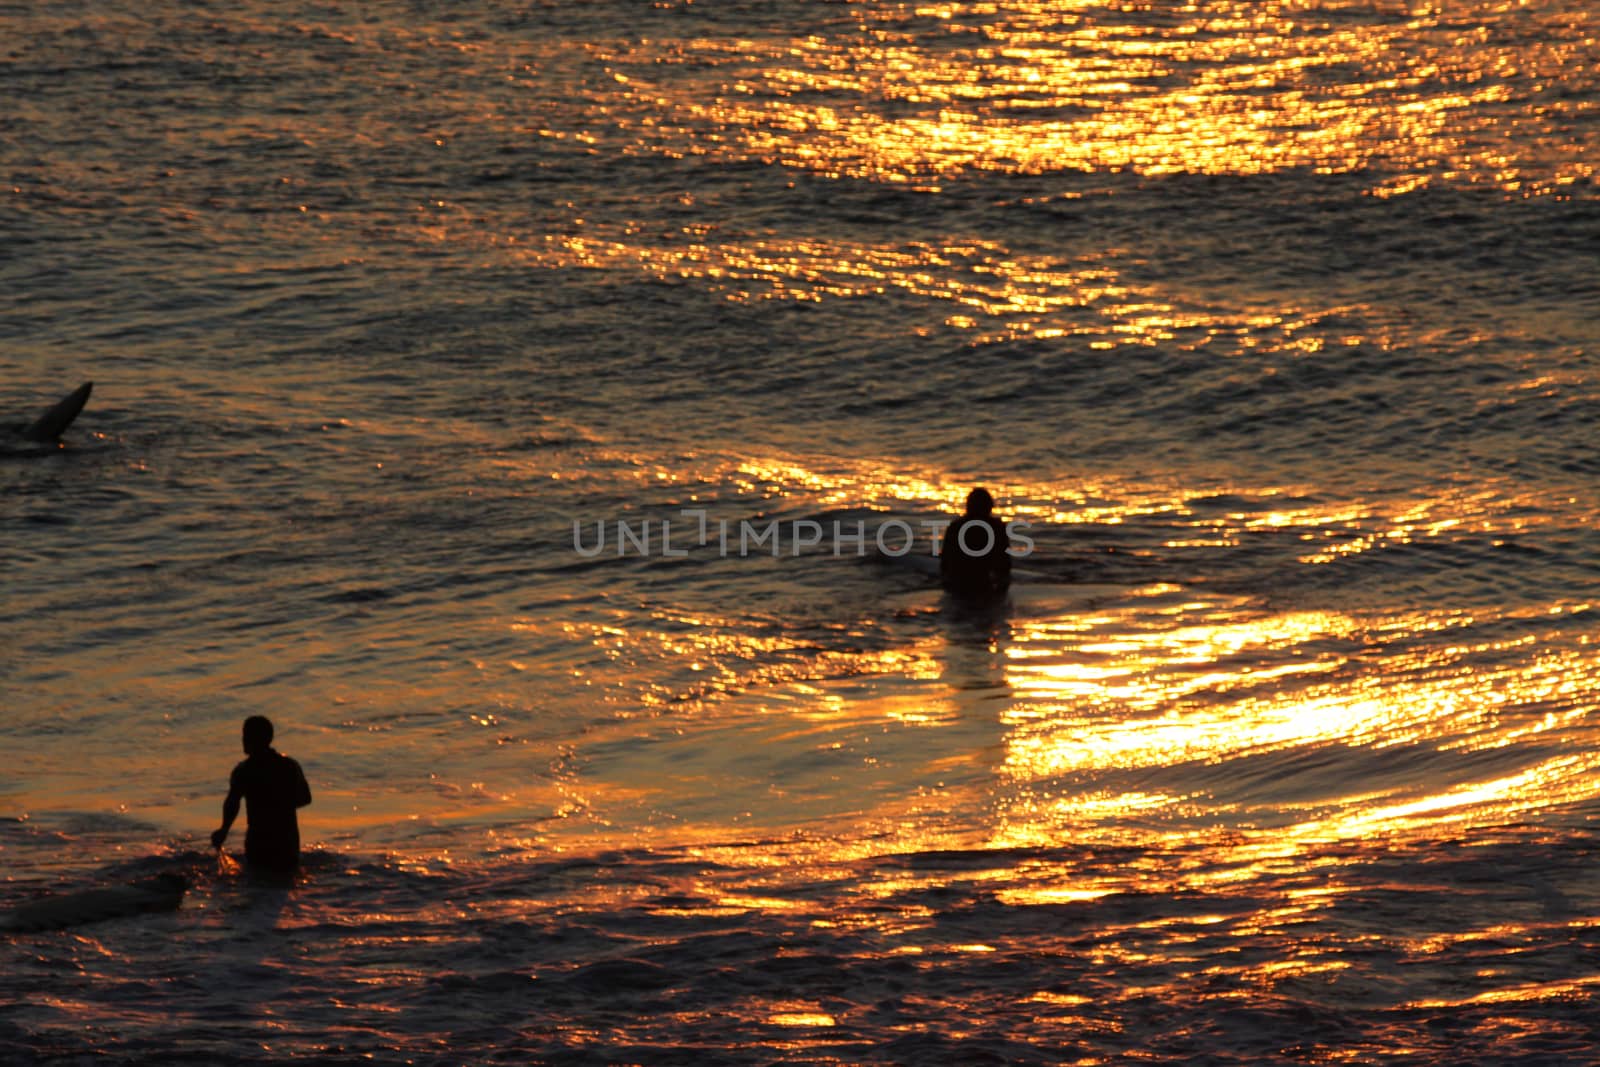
[3,0,1599,1061]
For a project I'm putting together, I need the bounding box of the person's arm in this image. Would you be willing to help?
[211,779,241,850]
[294,761,312,809]
[995,519,1012,582]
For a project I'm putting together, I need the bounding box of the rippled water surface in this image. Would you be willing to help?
[3,0,1599,1061]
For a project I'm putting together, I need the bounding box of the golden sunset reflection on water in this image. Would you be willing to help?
[7,0,1598,1058]
[597,1,1598,195]
[531,446,1600,918]
[312,428,1599,923]
[988,588,1600,870]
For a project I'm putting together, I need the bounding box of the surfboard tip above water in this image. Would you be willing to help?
[22,381,94,443]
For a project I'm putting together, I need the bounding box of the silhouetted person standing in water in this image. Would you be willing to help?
[941,487,1012,600]
[211,716,312,872]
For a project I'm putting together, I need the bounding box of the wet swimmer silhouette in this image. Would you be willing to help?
[940,488,1012,600]
[211,716,312,872]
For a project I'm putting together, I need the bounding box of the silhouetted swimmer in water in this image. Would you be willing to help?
[940,488,1012,601]
[211,716,312,873]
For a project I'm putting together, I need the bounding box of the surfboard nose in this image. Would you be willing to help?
[22,381,93,442]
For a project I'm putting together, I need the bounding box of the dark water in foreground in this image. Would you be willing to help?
[3,0,1599,1061]
[7,832,1600,1063]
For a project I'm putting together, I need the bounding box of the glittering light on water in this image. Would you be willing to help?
[596,1,1600,194]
